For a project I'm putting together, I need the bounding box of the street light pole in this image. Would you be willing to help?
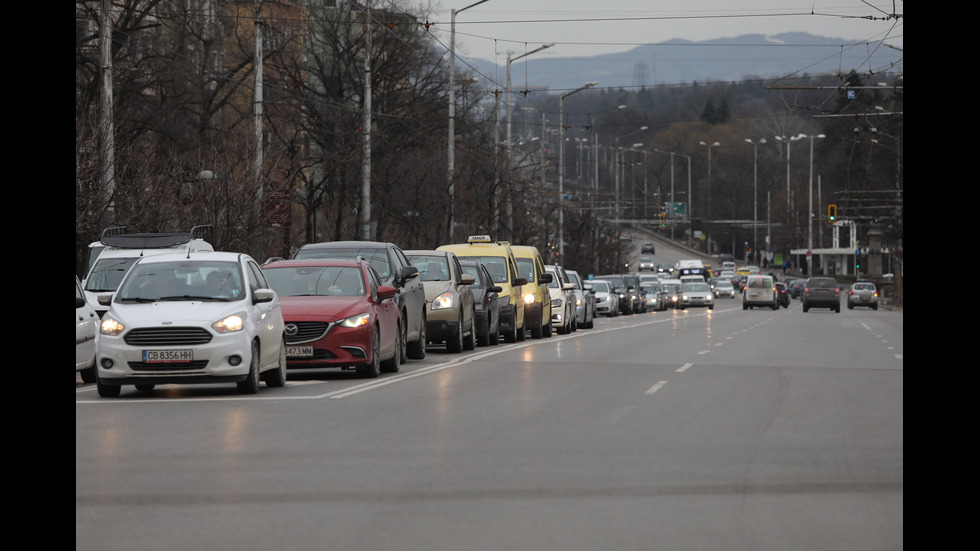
[804,133,825,275]
[448,0,489,242]
[745,138,766,261]
[698,140,719,254]
[558,81,598,259]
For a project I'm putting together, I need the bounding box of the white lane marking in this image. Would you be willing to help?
[676,362,693,373]
[645,380,668,395]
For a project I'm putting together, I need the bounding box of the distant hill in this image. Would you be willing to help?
[463,32,903,91]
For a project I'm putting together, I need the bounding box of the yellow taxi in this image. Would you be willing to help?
[509,245,553,339]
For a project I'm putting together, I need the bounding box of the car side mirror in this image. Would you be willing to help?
[377,285,397,300]
[253,288,276,304]
[513,277,528,286]
[539,273,553,284]
[490,285,503,293]
[401,265,420,283]
[460,274,475,285]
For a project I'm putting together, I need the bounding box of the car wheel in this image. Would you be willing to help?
[357,331,382,378]
[407,310,426,359]
[872,303,878,310]
[477,316,490,346]
[503,316,518,343]
[516,322,526,341]
[835,305,840,313]
[97,375,121,398]
[847,302,854,309]
[381,321,402,373]
[264,336,288,387]
[463,312,477,351]
[447,313,464,353]
[543,319,553,337]
[237,341,261,394]
[803,304,809,313]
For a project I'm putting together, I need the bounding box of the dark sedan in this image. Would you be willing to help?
[775,282,790,308]
[460,260,502,346]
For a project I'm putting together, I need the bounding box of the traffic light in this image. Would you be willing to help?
[659,212,666,229]
[827,204,837,224]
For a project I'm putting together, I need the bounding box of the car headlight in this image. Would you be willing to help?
[341,313,371,327]
[432,292,455,310]
[524,293,536,305]
[552,298,563,307]
[213,313,246,333]
[100,316,125,336]
[576,298,582,306]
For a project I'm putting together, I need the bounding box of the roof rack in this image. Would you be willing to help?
[100,224,215,249]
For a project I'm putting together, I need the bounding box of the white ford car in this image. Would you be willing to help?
[95,252,286,397]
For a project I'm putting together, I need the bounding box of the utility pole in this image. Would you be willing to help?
[253,1,264,222]
[359,2,373,240]
[99,0,116,221]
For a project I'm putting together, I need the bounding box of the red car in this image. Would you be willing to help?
[262,259,403,378]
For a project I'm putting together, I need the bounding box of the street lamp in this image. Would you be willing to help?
[614,125,646,227]
[448,0,490,242]
[699,140,719,220]
[745,138,766,261]
[558,80,598,259]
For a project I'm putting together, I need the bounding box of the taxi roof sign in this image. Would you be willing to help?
[467,235,493,243]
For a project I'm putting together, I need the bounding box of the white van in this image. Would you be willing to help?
[82,225,215,317]
[742,274,777,310]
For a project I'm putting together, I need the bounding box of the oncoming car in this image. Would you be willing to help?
[680,281,714,310]
[95,252,286,397]
[262,259,402,378]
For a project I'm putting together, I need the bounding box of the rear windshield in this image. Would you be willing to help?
[747,277,772,289]
[808,278,837,288]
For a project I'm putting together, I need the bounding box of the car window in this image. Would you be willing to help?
[84,256,141,292]
[809,278,837,288]
[118,260,245,302]
[515,258,536,283]
[295,247,391,279]
[265,265,366,297]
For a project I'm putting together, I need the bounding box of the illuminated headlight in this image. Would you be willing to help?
[100,316,125,336]
[575,297,582,306]
[682,294,689,300]
[213,313,245,333]
[475,303,484,311]
[524,293,536,305]
[341,313,371,327]
[432,292,455,310]
[552,298,563,307]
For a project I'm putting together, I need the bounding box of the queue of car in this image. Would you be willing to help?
[80,231,887,396]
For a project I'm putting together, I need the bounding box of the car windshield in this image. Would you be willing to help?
[683,283,711,292]
[294,247,390,279]
[458,255,509,284]
[717,281,733,288]
[84,256,141,292]
[265,265,365,297]
[117,260,245,302]
[408,255,450,282]
[591,280,610,292]
[515,258,536,283]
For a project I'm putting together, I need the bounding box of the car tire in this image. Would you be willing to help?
[477,316,490,347]
[835,305,840,313]
[237,341,262,394]
[530,317,543,339]
[447,313,464,353]
[503,317,518,343]
[517,322,526,341]
[848,302,854,309]
[80,365,96,384]
[743,303,748,310]
[357,331,382,378]
[407,310,426,360]
[381,321,402,373]
[872,303,878,310]
[97,375,121,398]
[803,304,809,312]
[543,319,553,337]
[463,313,477,351]
[264,337,288,387]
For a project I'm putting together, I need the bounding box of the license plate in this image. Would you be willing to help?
[143,349,193,362]
[286,346,314,358]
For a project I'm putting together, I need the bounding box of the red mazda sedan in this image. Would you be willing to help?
[262,258,403,378]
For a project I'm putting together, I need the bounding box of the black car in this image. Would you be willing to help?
[459,260,502,346]
[775,282,790,308]
[293,241,429,358]
[801,277,841,313]
[621,273,645,313]
[641,242,656,254]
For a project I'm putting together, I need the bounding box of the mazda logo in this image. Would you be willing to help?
[285,323,299,336]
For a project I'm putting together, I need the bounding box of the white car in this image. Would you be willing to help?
[545,264,577,333]
[76,276,98,383]
[680,281,715,310]
[590,279,619,317]
[95,252,286,397]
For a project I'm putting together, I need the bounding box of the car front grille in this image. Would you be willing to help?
[124,327,212,346]
[128,360,210,371]
[285,321,332,344]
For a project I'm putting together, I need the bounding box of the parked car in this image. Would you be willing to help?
[641,242,656,254]
[293,240,428,359]
[597,274,632,315]
[95,251,286,397]
[621,273,645,313]
[566,269,596,329]
[262,258,402,377]
[640,281,666,311]
[775,282,790,308]
[76,276,98,383]
[510,245,554,339]
[438,236,527,343]
[802,277,841,313]
[590,279,620,317]
[545,264,577,333]
[405,250,477,352]
[680,281,715,310]
[742,274,778,310]
[713,279,736,299]
[460,260,502,345]
[847,281,879,310]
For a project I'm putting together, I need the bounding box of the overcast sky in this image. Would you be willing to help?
[424,1,904,63]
